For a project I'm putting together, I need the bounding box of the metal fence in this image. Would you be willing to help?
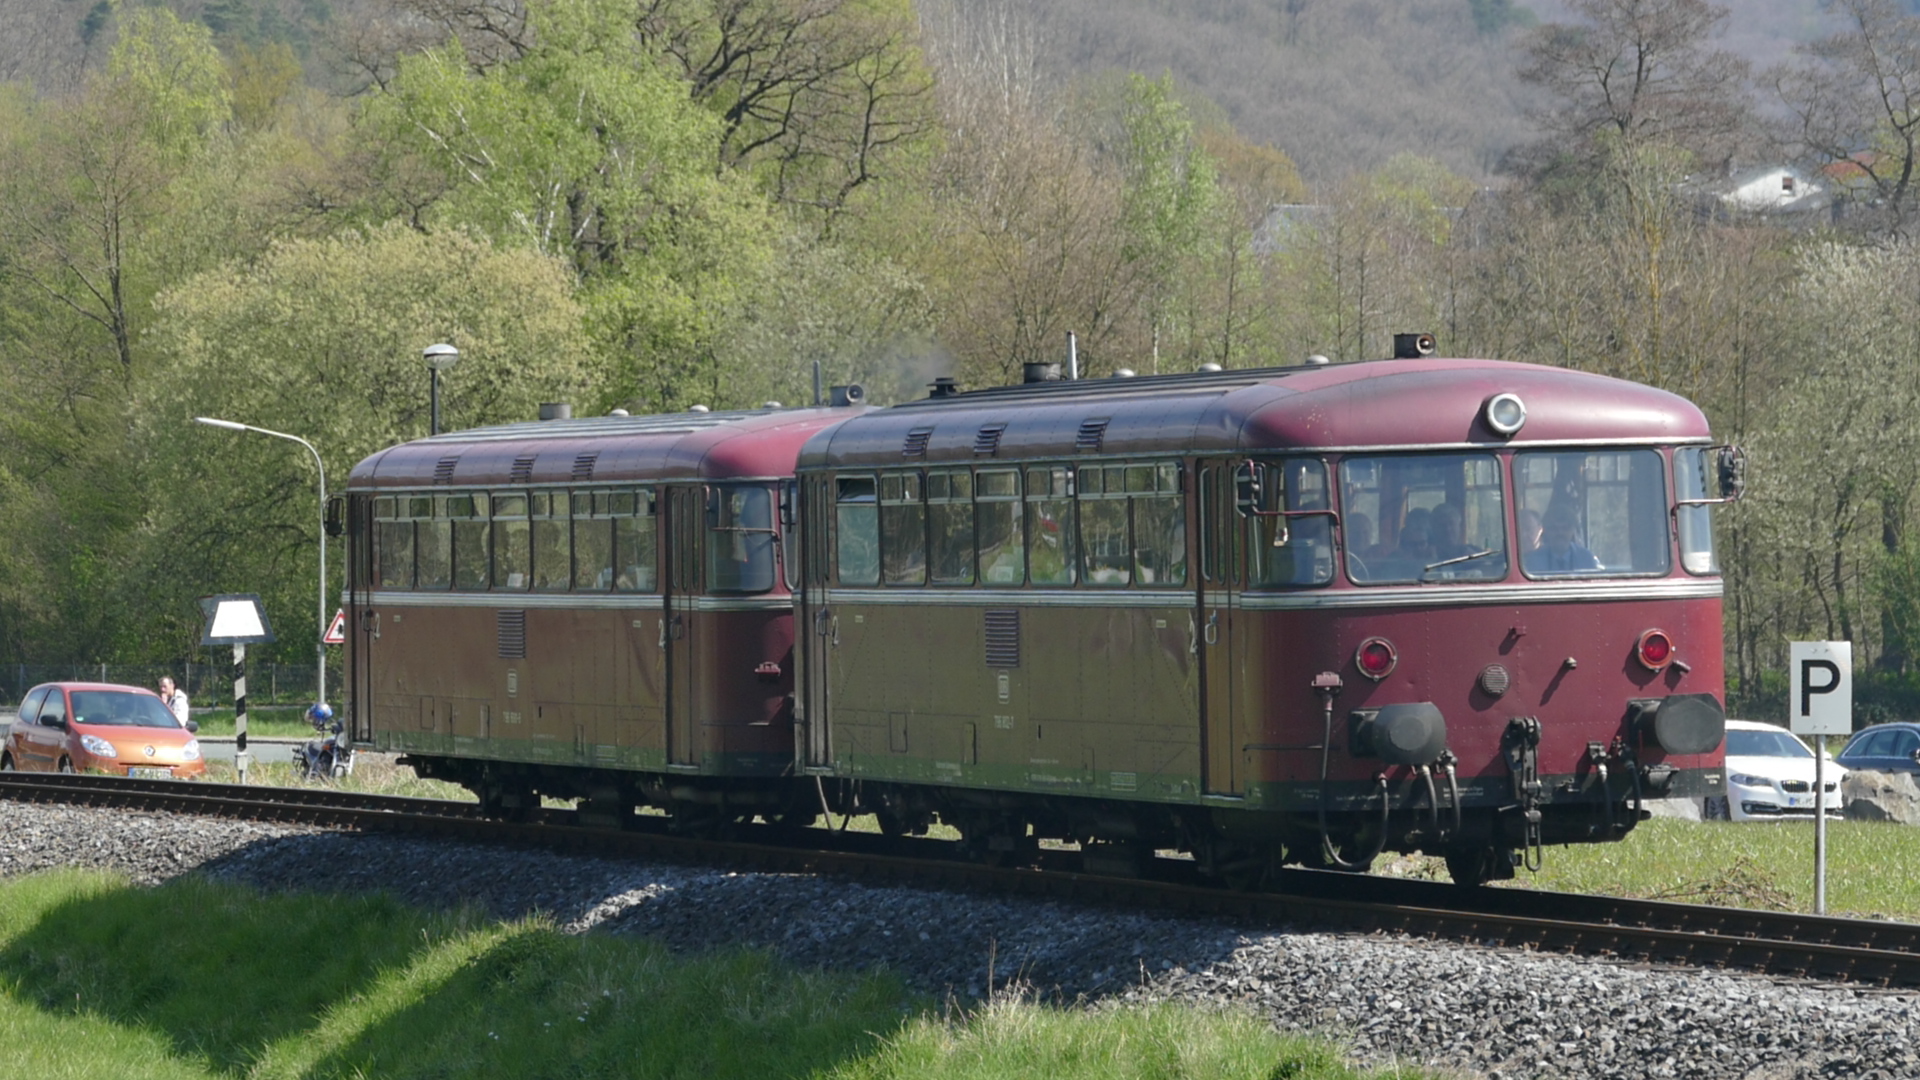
[0,663,341,708]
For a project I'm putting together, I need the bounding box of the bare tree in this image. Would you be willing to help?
[1769,0,1920,236]
[1518,0,1752,167]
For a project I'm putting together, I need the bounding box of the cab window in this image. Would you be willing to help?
[835,476,880,585]
[1341,454,1507,585]
[707,484,776,594]
[1516,450,1670,577]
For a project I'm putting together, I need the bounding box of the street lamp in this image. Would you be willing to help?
[194,417,329,706]
[424,343,461,436]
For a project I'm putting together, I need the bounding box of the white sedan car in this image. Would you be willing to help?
[1704,719,1846,822]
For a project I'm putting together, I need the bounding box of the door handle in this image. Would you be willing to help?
[1204,610,1219,646]
[658,617,667,649]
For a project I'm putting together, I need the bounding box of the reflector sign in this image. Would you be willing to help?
[323,609,347,645]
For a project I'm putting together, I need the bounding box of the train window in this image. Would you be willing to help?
[1246,459,1333,588]
[1673,448,1720,575]
[416,495,452,589]
[1078,467,1131,586]
[780,481,800,592]
[1342,454,1508,585]
[451,493,490,589]
[880,471,926,586]
[572,492,613,591]
[1026,466,1077,586]
[375,496,414,589]
[707,485,776,594]
[614,488,658,591]
[491,492,531,590]
[836,476,880,586]
[977,469,1024,585]
[1516,450,1670,578]
[928,470,975,586]
[531,491,570,591]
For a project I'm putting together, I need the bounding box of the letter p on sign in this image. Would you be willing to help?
[1789,641,1851,737]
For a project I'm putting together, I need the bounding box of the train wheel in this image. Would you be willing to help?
[1443,845,1514,887]
[478,784,537,823]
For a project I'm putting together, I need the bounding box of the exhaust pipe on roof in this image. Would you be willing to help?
[538,403,572,421]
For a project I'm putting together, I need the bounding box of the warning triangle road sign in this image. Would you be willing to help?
[323,609,347,644]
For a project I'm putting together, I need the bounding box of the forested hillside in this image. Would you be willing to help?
[5,0,1920,721]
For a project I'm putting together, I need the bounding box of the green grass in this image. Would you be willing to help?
[188,708,318,738]
[0,871,1430,1080]
[198,753,476,800]
[1510,816,1920,919]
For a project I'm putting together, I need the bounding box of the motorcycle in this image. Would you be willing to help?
[295,703,355,781]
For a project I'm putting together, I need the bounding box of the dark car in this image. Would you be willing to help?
[1835,722,1920,775]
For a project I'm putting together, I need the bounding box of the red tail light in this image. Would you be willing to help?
[1355,637,1397,680]
[1636,629,1674,671]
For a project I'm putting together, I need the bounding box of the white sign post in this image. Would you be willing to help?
[1789,641,1851,915]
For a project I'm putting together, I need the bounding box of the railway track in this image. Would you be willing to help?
[4,771,1917,989]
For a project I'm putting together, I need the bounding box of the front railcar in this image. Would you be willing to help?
[1217,361,1735,884]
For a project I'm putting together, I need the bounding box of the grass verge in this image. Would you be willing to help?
[0,870,1432,1080]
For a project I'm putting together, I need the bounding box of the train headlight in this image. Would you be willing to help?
[1483,392,1527,437]
[1355,637,1398,681]
[1636,629,1675,672]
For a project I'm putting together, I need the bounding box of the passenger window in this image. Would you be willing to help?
[880,472,926,586]
[1246,458,1333,587]
[492,493,531,590]
[614,489,658,592]
[927,470,975,585]
[573,492,613,591]
[835,476,880,585]
[1078,466,1131,586]
[17,688,48,726]
[416,495,452,589]
[707,485,776,594]
[1132,463,1186,587]
[39,691,66,726]
[1026,466,1077,586]
[976,469,1025,585]
[451,493,490,590]
[375,495,415,589]
[531,491,571,591]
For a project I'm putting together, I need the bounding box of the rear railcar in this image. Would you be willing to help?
[343,406,854,827]
[795,356,1735,884]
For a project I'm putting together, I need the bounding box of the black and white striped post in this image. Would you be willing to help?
[199,594,275,785]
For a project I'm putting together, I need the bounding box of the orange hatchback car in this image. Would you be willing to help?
[4,682,205,778]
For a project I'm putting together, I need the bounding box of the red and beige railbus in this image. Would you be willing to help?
[794,349,1737,885]
[342,406,855,827]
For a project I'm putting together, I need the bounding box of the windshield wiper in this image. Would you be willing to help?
[1420,549,1501,581]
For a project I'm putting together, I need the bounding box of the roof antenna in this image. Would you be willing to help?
[1067,330,1079,381]
[813,361,823,407]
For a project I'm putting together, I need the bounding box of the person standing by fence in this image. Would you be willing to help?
[158,676,190,726]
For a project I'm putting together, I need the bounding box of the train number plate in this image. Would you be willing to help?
[126,767,172,780]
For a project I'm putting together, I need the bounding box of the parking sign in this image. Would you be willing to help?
[1789,641,1851,736]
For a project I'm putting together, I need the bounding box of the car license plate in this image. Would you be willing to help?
[1787,795,1807,808]
[126,767,172,780]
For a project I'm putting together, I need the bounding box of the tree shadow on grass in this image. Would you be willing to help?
[0,871,911,1080]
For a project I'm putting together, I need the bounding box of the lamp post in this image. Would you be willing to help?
[424,343,461,436]
[194,417,329,706]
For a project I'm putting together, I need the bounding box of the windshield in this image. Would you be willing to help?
[69,692,183,729]
[1726,728,1812,759]
[1341,454,1507,585]
[1516,449,1670,577]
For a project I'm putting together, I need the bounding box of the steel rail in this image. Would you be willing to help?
[4,773,1917,987]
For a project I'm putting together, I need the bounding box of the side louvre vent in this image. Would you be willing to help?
[509,456,535,483]
[983,609,1021,668]
[433,457,459,485]
[1075,418,1111,453]
[497,610,527,659]
[902,427,933,458]
[973,423,1007,455]
[572,452,599,481]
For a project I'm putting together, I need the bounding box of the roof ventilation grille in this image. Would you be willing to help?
[432,457,459,485]
[974,424,1007,455]
[572,452,599,481]
[1075,418,1111,453]
[509,456,535,483]
[902,428,933,458]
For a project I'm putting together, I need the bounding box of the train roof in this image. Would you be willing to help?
[348,406,862,489]
[798,357,1715,468]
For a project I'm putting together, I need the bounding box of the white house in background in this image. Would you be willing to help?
[1715,164,1829,215]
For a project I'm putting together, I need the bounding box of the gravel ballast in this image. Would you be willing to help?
[2,799,1915,1080]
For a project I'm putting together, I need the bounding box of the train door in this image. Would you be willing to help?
[663,485,702,767]
[347,493,377,744]
[797,474,834,770]
[1198,463,1245,795]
